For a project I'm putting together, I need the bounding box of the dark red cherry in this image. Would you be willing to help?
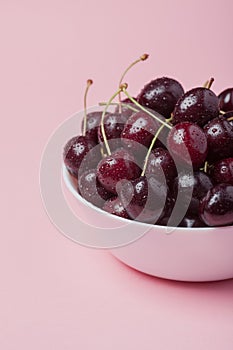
[78,169,113,208]
[145,147,177,188]
[218,88,233,112]
[97,148,141,194]
[173,87,219,126]
[210,158,233,185]
[81,111,102,145]
[204,116,233,162]
[173,171,213,216]
[137,77,184,118]
[118,175,167,223]
[167,122,208,170]
[199,184,233,226]
[121,111,160,155]
[103,196,130,219]
[63,135,97,178]
[98,112,127,151]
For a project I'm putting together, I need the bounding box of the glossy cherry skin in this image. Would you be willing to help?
[98,112,127,151]
[78,169,113,208]
[173,87,219,126]
[63,135,98,178]
[204,116,233,162]
[103,196,130,219]
[210,158,233,185]
[121,111,159,155]
[145,147,177,188]
[167,122,208,170]
[137,77,184,118]
[118,175,167,223]
[199,184,233,226]
[97,148,141,194]
[81,111,102,144]
[218,88,233,112]
[173,171,213,216]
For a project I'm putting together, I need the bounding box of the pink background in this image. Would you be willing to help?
[1,0,233,349]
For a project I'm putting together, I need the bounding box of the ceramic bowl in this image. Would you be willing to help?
[63,166,233,282]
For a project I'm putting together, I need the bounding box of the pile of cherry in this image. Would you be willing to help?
[63,54,233,227]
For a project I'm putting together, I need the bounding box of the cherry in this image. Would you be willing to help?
[204,116,233,162]
[145,147,177,188]
[118,175,167,223]
[81,111,102,144]
[97,148,141,194]
[63,135,97,178]
[167,122,208,170]
[99,83,129,156]
[103,197,130,219]
[80,79,101,145]
[121,111,160,155]
[64,80,101,177]
[218,88,233,112]
[98,112,127,151]
[173,171,213,216]
[199,184,233,226]
[78,169,113,208]
[210,158,233,185]
[172,85,219,126]
[137,77,184,118]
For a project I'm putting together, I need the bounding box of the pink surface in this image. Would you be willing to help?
[1,0,233,349]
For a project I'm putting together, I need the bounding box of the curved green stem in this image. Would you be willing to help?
[118,54,149,113]
[82,79,93,136]
[204,161,208,173]
[141,124,165,176]
[101,88,123,156]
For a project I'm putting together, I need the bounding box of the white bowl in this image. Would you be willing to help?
[63,167,233,282]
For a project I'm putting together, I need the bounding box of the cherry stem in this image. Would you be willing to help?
[100,147,106,158]
[118,53,149,113]
[101,83,128,156]
[204,161,208,173]
[82,79,93,136]
[203,80,209,88]
[227,116,233,122]
[122,87,172,129]
[141,124,165,176]
[206,77,214,90]
[220,110,226,115]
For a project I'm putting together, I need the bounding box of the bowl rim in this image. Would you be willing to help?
[62,165,233,233]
